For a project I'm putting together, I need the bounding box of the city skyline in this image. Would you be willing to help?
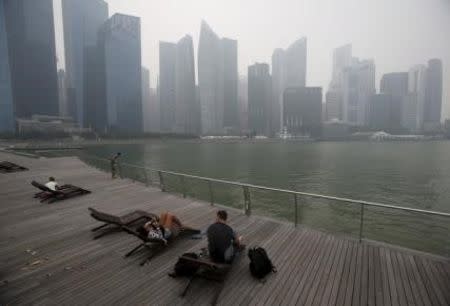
[53,0,450,120]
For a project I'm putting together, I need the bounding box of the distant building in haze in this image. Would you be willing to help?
[222,38,239,133]
[272,38,307,135]
[4,0,59,119]
[103,13,142,133]
[62,0,108,129]
[0,0,14,132]
[141,67,151,133]
[369,94,395,130]
[403,65,427,132]
[424,59,443,128]
[238,76,248,132]
[175,35,198,135]
[283,87,322,137]
[325,44,352,121]
[57,69,68,117]
[198,21,238,135]
[248,63,272,136]
[379,72,408,132]
[159,41,176,133]
[342,59,376,126]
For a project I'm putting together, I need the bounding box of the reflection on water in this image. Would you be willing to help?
[81,140,450,256]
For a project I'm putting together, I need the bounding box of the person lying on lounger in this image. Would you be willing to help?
[45,177,59,191]
[207,210,243,263]
[140,212,189,244]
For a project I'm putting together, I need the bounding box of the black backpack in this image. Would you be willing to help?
[172,253,200,277]
[248,247,276,279]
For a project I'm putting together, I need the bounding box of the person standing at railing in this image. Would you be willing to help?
[110,152,121,179]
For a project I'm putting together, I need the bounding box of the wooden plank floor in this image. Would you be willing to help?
[0,151,449,305]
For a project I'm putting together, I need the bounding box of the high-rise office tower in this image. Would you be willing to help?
[0,0,14,132]
[175,35,198,135]
[369,94,395,130]
[283,87,322,137]
[342,59,376,126]
[271,37,307,134]
[57,69,68,117]
[424,59,443,126]
[141,67,151,133]
[198,21,238,135]
[325,44,352,121]
[159,42,176,133]
[403,65,427,132]
[222,38,239,132]
[238,76,248,132]
[248,63,272,136]
[103,14,142,133]
[4,0,59,118]
[379,72,408,131]
[62,0,108,129]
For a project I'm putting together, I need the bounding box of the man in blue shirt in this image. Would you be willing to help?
[207,210,242,263]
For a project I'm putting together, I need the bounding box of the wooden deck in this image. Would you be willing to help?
[0,151,449,305]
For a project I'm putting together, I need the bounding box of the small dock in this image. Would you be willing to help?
[0,151,449,305]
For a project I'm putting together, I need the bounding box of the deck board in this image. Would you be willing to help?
[0,151,448,305]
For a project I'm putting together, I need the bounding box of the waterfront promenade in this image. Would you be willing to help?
[0,151,449,305]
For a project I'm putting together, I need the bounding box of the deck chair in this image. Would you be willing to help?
[88,207,158,239]
[178,245,246,306]
[0,161,28,173]
[122,225,201,266]
[31,181,91,203]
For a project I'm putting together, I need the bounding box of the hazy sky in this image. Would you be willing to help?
[54,0,450,120]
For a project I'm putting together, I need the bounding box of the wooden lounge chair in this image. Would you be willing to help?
[0,161,28,173]
[31,180,91,203]
[178,245,246,306]
[122,225,201,266]
[88,207,158,239]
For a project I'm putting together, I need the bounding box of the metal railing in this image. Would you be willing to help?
[38,150,444,256]
[75,153,450,243]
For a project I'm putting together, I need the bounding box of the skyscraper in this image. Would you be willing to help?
[57,69,68,117]
[283,87,322,137]
[159,42,176,133]
[379,72,408,131]
[141,67,151,133]
[0,0,14,132]
[62,0,108,129]
[403,65,427,131]
[175,35,198,135]
[424,59,443,126]
[325,44,352,121]
[198,21,238,135]
[4,0,59,118]
[103,13,142,133]
[271,38,307,134]
[342,59,376,126]
[222,38,239,132]
[248,63,272,136]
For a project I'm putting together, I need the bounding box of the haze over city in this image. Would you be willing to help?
[54,0,450,119]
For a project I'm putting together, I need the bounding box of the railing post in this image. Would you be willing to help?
[143,169,149,187]
[180,176,187,198]
[294,194,298,227]
[359,204,365,242]
[208,181,214,206]
[158,171,165,192]
[243,186,251,216]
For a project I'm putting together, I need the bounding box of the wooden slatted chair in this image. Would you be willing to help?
[122,225,201,266]
[88,207,158,239]
[0,161,28,173]
[31,180,91,203]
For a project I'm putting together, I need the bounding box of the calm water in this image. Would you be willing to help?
[80,140,450,256]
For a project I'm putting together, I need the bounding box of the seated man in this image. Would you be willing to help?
[207,210,242,263]
[45,177,59,191]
